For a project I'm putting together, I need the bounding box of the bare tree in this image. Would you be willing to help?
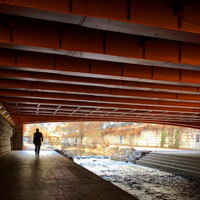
[78,122,88,145]
[67,122,89,145]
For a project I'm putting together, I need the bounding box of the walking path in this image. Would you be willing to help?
[23,143,52,151]
[0,151,138,200]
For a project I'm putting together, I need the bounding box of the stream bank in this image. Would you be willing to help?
[74,157,200,200]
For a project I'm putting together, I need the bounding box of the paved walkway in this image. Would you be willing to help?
[0,151,138,200]
[23,143,52,151]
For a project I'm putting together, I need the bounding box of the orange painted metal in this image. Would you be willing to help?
[72,0,128,20]
[1,49,200,86]
[1,16,200,70]
[1,0,200,41]
[1,1,200,128]
[0,68,198,95]
[0,96,197,113]
[1,91,200,112]
[2,0,70,13]
[11,114,200,130]
[130,0,178,28]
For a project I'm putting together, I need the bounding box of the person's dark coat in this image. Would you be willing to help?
[33,132,43,146]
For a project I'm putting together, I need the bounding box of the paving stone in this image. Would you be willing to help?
[0,151,138,200]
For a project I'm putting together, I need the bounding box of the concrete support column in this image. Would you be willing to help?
[12,124,23,150]
[0,116,13,155]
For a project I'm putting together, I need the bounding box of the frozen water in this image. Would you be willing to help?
[74,157,200,200]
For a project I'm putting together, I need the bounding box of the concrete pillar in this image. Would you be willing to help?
[0,116,13,155]
[12,124,23,150]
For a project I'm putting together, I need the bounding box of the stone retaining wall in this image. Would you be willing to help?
[0,116,13,155]
[12,125,23,150]
[102,128,200,150]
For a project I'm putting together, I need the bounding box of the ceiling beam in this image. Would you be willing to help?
[1,49,200,87]
[1,95,200,113]
[2,80,200,105]
[1,15,200,71]
[10,113,200,123]
[1,0,200,44]
[11,113,200,129]
[0,68,199,95]
[174,0,200,16]
[1,97,198,117]
[8,108,200,121]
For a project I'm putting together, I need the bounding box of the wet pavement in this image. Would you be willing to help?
[0,151,138,200]
[74,157,200,200]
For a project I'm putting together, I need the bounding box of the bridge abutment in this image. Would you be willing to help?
[0,116,13,155]
[12,124,23,150]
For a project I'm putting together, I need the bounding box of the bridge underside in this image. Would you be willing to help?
[1,0,200,129]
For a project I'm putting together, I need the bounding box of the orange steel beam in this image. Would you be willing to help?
[2,79,200,105]
[10,113,200,124]
[6,103,200,119]
[1,97,199,114]
[174,0,199,16]
[1,50,200,87]
[1,2,200,129]
[10,114,200,124]
[9,103,200,118]
[6,105,198,119]
[6,106,200,126]
[6,102,199,116]
[1,16,200,70]
[11,114,200,129]
[10,112,188,122]
[2,89,200,111]
[0,68,199,95]
[8,108,200,122]
[1,0,200,44]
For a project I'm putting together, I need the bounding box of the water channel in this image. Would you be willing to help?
[74,156,200,200]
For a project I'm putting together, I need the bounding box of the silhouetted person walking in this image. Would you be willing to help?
[33,128,43,156]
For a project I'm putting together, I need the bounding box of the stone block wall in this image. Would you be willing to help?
[102,128,200,150]
[0,116,13,155]
[103,130,162,147]
[178,128,200,150]
[12,125,23,150]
